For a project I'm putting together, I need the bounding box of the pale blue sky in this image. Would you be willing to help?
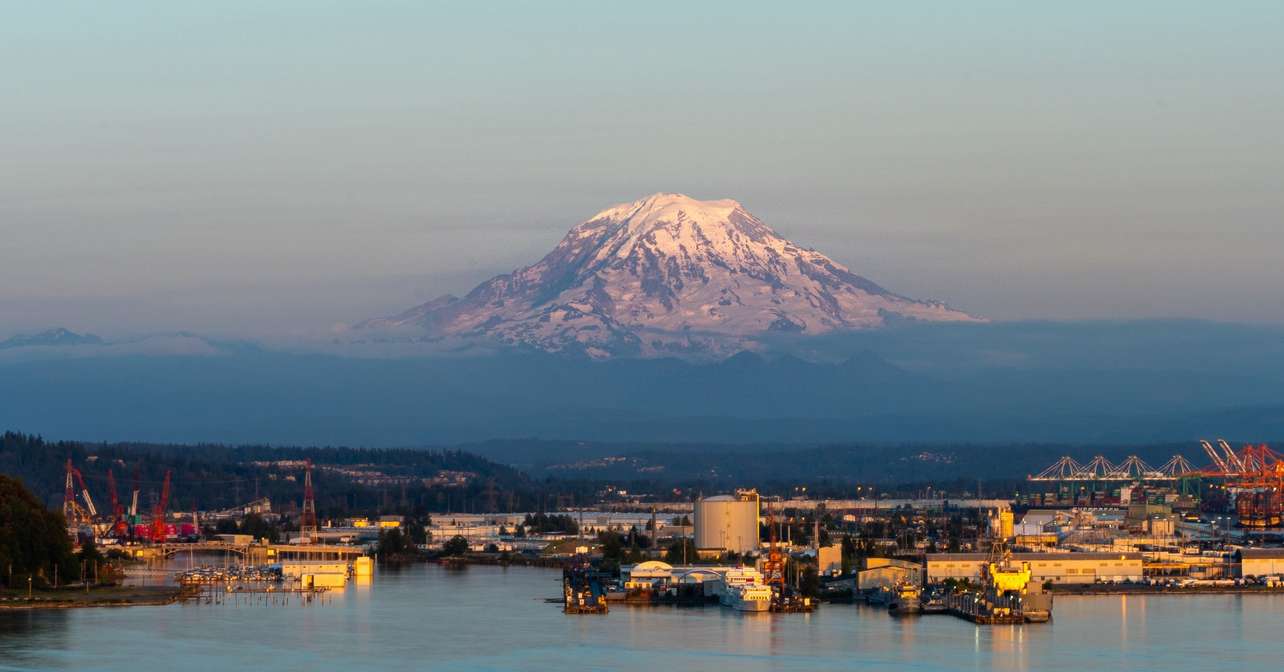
[3,1,1282,336]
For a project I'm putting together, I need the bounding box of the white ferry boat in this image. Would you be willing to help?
[718,567,773,612]
[723,582,773,611]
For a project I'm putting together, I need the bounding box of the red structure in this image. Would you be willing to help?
[300,459,318,542]
[1198,440,1284,527]
[106,469,128,538]
[151,470,172,542]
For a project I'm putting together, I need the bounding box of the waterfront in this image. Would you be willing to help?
[1,563,1282,671]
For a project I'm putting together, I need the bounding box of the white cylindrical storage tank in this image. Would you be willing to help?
[694,493,759,555]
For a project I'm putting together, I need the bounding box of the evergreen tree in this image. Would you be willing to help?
[0,475,79,588]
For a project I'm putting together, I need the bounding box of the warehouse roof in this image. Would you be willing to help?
[1239,548,1284,559]
[926,552,1143,561]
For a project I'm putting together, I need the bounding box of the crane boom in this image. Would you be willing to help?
[129,466,140,518]
[1201,440,1229,474]
[1218,439,1247,473]
[72,468,97,517]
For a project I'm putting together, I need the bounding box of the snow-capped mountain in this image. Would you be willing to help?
[360,193,982,358]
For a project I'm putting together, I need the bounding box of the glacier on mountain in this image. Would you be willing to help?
[358,193,982,358]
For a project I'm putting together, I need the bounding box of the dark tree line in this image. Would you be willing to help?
[0,431,593,519]
[0,474,79,588]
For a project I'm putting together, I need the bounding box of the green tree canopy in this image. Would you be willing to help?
[0,474,79,587]
[441,535,469,556]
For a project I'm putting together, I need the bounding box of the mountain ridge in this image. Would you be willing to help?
[359,193,981,358]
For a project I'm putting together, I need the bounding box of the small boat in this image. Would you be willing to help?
[866,586,891,606]
[921,589,948,615]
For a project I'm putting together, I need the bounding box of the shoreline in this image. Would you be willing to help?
[0,586,191,611]
[1050,586,1284,597]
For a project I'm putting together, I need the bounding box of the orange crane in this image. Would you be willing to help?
[762,498,784,592]
[1196,440,1284,527]
[62,458,98,533]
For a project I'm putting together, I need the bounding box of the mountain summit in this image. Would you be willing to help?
[361,193,982,357]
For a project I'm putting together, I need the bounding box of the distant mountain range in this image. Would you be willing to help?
[3,320,1283,448]
[0,328,102,349]
[0,329,234,360]
[358,193,980,358]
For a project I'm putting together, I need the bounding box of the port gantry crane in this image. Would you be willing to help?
[1197,441,1284,528]
[1029,439,1284,526]
[1027,451,1203,502]
[1029,454,1192,483]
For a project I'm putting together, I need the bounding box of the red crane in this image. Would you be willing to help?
[1196,440,1284,528]
[106,469,127,537]
[151,470,172,543]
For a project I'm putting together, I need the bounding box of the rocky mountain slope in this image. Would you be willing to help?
[360,193,981,357]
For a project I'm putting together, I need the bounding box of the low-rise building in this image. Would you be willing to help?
[926,552,1143,584]
[1239,548,1284,577]
[857,558,922,591]
[817,544,843,575]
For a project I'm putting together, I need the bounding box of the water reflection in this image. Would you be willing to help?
[2,567,1283,671]
[0,609,70,669]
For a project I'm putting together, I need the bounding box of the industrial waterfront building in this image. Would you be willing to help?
[857,558,923,591]
[926,552,1144,584]
[1238,548,1284,577]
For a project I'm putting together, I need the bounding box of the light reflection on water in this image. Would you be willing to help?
[2,563,1282,671]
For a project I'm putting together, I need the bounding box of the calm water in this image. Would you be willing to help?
[2,563,1281,671]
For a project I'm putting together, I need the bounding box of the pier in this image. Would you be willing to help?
[136,541,366,563]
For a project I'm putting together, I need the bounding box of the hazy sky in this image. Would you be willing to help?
[4,1,1282,337]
